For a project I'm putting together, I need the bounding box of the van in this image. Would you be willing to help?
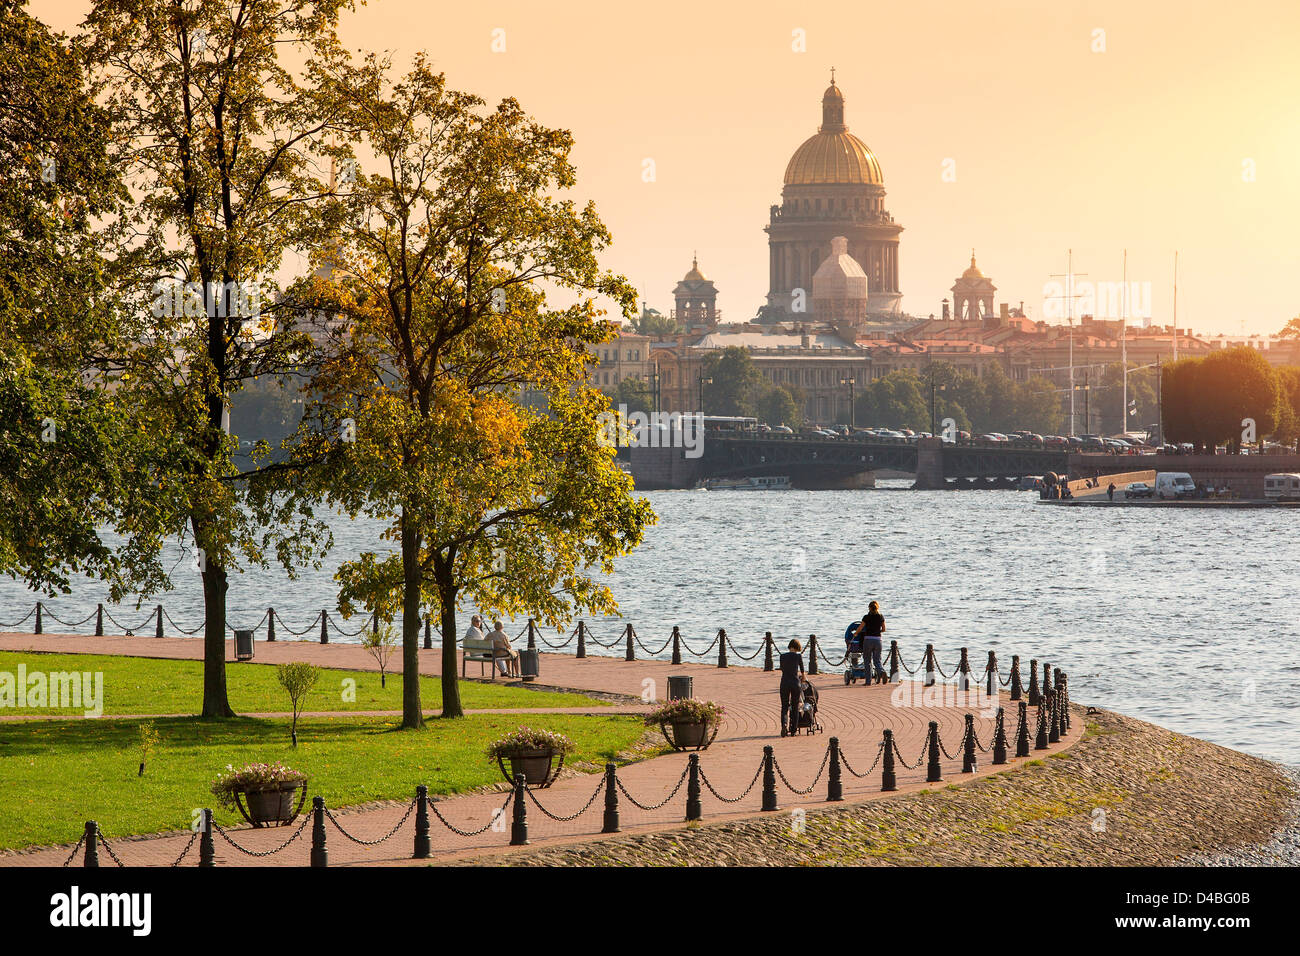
[1264,473,1300,501]
[1154,472,1196,500]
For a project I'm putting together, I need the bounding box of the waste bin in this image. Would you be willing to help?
[667,675,693,700]
[518,648,539,682]
[234,629,255,661]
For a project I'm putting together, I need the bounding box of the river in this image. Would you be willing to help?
[2,482,1296,765]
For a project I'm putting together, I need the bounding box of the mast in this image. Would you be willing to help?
[1122,249,1128,435]
[1172,251,1179,363]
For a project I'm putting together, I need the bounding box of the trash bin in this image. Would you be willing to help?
[518,648,539,682]
[667,675,693,700]
[234,629,255,662]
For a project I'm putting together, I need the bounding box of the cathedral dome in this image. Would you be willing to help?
[783,76,883,186]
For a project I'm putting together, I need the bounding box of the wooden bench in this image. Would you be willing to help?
[462,637,497,678]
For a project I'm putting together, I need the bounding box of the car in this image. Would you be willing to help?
[1155,471,1196,499]
[1124,482,1154,499]
[980,433,1008,442]
[1043,435,1069,447]
[773,425,793,434]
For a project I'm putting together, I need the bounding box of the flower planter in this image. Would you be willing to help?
[661,718,719,752]
[498,747,564,788]
[234,781,308,828]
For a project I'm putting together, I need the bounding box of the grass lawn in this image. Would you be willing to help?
[0,650,605,716]
[0,713,646,850]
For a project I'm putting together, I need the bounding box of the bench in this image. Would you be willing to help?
[462,637,497,678]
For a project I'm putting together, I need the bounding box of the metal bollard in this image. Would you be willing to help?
[717,629,728,668]
[83,821,99,867]
[926,721,943,783]
[319,611,328,644]
[1042,662,1053,699]
[881,729,897,791]
[985,650,997,697]
[510,774,529,846]
[576,620,586,659]
[1047,690,1061,744]
[992,707,1008,765]
[35,601,43,635]
[962,714,977,773]
[1027,657,1040,706]
[156,605,164,639]
[423,613,432,650]
[807,634,818,676]
[1035,700,1049,750]
[1015,701,1031,757]
[266,608,275,642]
[761,746,780,811]
[1058,673,1071,731]
[888,640,899,683]
[199,809,215,867]
[602,763,620,833]
[310,796,328,867]
[413,785,430,859]
[1009,654,1023,701]
[827,737,843,802]
[95,603,104,637]
[624,623,635,662]
[526,618,536,652]
[685,754,702,822]
[924,643,936,687]
[763,631,774,672]
[958,647,971,691]
[671,626,682,665]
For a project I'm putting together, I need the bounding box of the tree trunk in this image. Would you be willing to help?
[200,561,235,718]
[438,569,463,719]
[400,511,423,729]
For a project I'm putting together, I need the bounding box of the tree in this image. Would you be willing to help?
[276,661,319,747]
[700,346,763,417]
[630,310,680,337]
[857,370,927,429]
[82,0,348,717]
[1015,375,1065,436]
[1278,315,1300,339]
[287,56,653,726]
[360,623,397,688]
[1162,348,1281,452]
[609,375,654,416]
[1272,366,1300,446]
[756,384,801,428]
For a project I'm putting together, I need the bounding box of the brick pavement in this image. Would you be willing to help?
[0,630,1082,866]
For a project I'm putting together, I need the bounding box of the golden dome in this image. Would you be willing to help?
[783,75,883,186]
[962,253,985,279]
[683,254,706,281]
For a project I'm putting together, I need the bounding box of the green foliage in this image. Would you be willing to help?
[1162,347,1284,451]
[484,726,573,759]
[757,384,802,428]
[609,375,654,416]
[643,698,724,726]
[630,310,681,337]
[700,346,764,416]
[276,662,321,745]
[360,623,398,687]
[137,720,159,776]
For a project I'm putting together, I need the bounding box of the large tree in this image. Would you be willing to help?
[82,0,348,716]
[288,56,653,725]
[700,346,763,417]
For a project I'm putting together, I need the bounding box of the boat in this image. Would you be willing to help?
[703,475,793,491]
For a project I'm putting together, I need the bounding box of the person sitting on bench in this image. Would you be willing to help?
[486,619,519,677]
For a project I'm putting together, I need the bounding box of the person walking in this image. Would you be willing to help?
[778,639,806,737]
[853,601,886,682]
[1107,481,1116,501]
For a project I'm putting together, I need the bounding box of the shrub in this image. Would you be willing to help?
[644,699,724,726]
[485,726,573,760]
[210,762,308,811]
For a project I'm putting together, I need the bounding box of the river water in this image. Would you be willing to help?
[3,483,1296,765]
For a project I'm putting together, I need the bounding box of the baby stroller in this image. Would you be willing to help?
[795,678,822,735]
[843,621,868,685]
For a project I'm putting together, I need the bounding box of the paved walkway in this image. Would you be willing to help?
[0,631,1082,866]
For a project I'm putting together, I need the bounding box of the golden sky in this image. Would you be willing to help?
[33,0,1300,335]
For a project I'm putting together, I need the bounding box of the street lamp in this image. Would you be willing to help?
[649,368,661,415]
[839,374,855,428]
[928,367,946,436]
[698,373,712,415]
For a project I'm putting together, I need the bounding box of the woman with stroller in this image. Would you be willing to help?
[778,638,805,737]
[852,601,886,682]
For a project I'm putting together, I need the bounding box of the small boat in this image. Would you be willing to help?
[703,475,792,491]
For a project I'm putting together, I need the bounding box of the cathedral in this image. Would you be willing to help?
[763,74,904,320]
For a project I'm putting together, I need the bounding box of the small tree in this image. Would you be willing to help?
[276,662,320,747]
[137,721,160,777]
[361,622,398,688]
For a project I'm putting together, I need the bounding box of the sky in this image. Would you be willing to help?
[32,0,1300,336]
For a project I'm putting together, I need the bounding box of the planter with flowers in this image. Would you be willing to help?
[645,698,724,751]
[486,727,572,788]
[211,762,309,827]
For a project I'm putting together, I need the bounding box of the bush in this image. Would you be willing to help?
[644,699,724,726]
[210,762,308,811]
[485,726,573,760]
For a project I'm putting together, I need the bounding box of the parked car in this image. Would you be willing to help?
[1043,435,1069,447]
[1155,472,1196,500]
[772,425,793,434]
[1124,482,1154,499]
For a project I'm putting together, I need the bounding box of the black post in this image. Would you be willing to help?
[602,763,620,834]
[1009,654,1023,701]
[576,620,586,659]
[1048,690,1061,744]
[686,754,702,821]
[985,650,997,697]
[83,821,99,867]
[1015,701,1031,757]
[1059,673,1071,731]
[926,721,943,783]
[763,631,773,672]
[957,647,971,690]
[888,640,899,683]
[624,623,635,662]
[807,634,818,676]
[319,611,328,644]
[510,774,529,846]
[199,809,214,867]
[924,643,936,687]
[413,785,430,859]
[423,612,432,650]
[156,605,164,639]
[827,737,843,802]
[527,618,536,652]
[1035,700,1050,750]
[35,601,42,635]
[266,608,275,642]
[310,796,327,867]
[95,603,103,636]
[962,714,977,773]
[717,629,728,668]
[671,626,682,665]
[761,746,780,811]
[1042,662,1053,700]
[992,707,1009,765]
[881,729,897,791]
[1027,657,1040,706]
